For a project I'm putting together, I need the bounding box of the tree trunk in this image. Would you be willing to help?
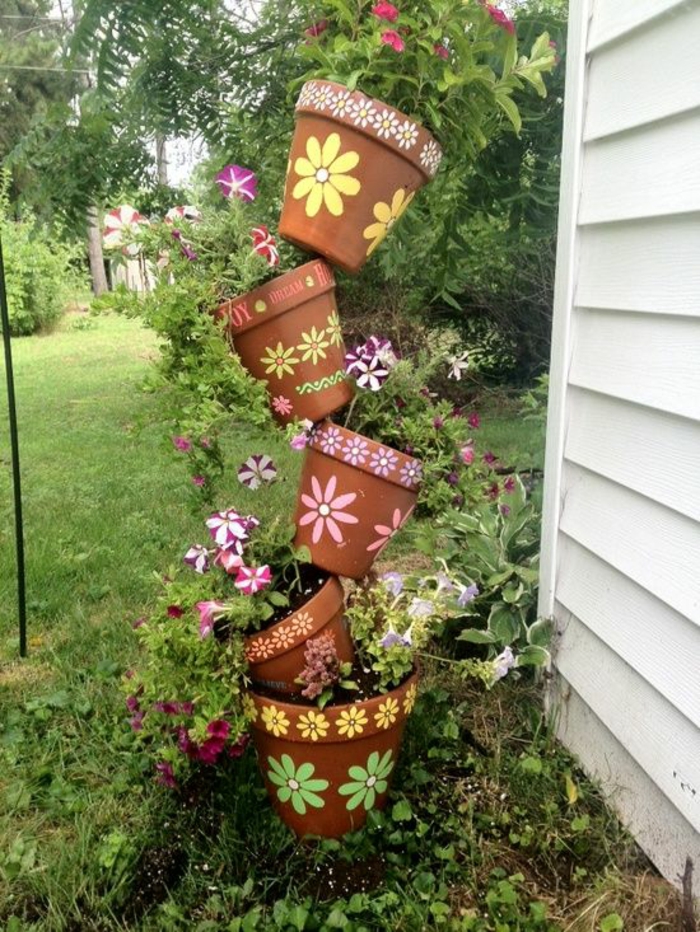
[156,135,168,186]
[86,207,108,296]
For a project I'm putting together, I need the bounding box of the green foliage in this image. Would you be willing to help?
[417,476,549,662]
[0,173,87,335]
[293,0,556,161]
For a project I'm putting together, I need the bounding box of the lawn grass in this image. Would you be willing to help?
[0,316,689,931]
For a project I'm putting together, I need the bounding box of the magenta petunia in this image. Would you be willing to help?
[228,733,250,758]
[184,543,210,574]
[483,451,497,465]
[380,29,405,52]
[433,42,449,59]
[460,444,475,465]
[196,600,228,638]
[206,720,231,740]
[167,605,185,619]
[468,412,481,429]
[503,475,516,493]
[192,475,206,488]
[155,761,177,789]
[172,435,192,452]
[205,508,252,550]
[305,18,328,37]
[215,164,258,202]
[372,1,399,21]
[197,737,226,765]
[234,564,272,595]
[237,454,278,490]
[484,3,515,34]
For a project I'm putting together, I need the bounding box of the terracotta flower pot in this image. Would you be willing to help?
[249,671,418,838]
[279,81,443,275]
[293,420,421,580]
[216,259,354,425]
[244,576,353,695]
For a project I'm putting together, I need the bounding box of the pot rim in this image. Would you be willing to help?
[306,418,422,493]
[217,258,335,339]
[244,575,344,665]
[248,669,419,744]
[294,80,442,182]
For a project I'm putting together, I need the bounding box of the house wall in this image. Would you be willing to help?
[539,0,700,885]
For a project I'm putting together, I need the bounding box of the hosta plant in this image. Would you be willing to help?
[293,0,557,160]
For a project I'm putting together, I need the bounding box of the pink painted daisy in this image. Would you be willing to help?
[342,436,369,466]
[366,506,414,553]
[237,454,278,490]
[370,446,399,477]
[234,564,272,595]
[272,395,293,416]
[399,459,422,487]
[299,476,358,544]
[215,164,258,202]
[318,426,343,457]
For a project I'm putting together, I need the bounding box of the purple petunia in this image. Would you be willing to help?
[184,543,210,575]
[457,584,479,607]
[237,454,277,490]
[215,164,258,202]
[345,336,398,391]
[381,571,404,597]
[205,508,254,550]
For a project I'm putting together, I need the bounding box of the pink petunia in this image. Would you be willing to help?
[215,164,258,202]
[305,18,329,37]
[172,435,192,452]
[483,451,497,465]
[197,600,228,638]
[299,476,358,544]
[192,475,206,488]
[468,412,481,429]
[381,29,405,52]
[155,761,177,788]
[214,548,244,575]
[372,1,399,21]
[234,564,272,595]
[434,42,449,60]
[229,733,250,758]
[460,444,475,465]
[205,508,253,550]
[237,454,277,490]
[184,544,209,574]
[485,3,515,34]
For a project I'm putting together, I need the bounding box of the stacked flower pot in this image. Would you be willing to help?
[220,81,442,838]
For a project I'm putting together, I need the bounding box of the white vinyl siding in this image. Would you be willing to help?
[540,0,700,885]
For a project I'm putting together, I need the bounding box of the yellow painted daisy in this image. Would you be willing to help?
[261,341,300,379]
[403,682,418,715]
[292,133,361,218]
[261,704,290,737]
[336,706,368,739]
[363,188,415,256]
[297,326,331,365]
[296,710,330,741]
[326,311,342,347]
[374,697,399,730]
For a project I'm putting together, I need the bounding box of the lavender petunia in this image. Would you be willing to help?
[407,598,434,618]
[457,584,479,607]
[379,626,411,648]
[492,646,516,682]
[380,571,404,597]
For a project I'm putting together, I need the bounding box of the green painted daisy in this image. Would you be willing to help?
[338,749,394,811]
[267,754,329,815]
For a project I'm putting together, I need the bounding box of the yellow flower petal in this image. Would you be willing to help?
[306,182,324,218]
[373,201,392,224]
[328,151,360,175]
[329,174,361,196]
[322,183,344,217]
[293,176,316,199]
[397,190,415,219]
[363,221,387,242]
[320,132,341,167]
[294,156,317,178]
[390,188,406,216]
[306,135,322,167]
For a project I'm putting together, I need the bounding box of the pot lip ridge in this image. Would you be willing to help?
[248,669,419,744]
[307,418,422,494]
[294,79,443,182]
[244,575,345,664]
[217,258,336,339]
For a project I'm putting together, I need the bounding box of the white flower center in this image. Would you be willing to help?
[288,779,299,790]
[316,167,330,183]
[366,775,377,788]
[380,456,388,466]
[318,503,331,517]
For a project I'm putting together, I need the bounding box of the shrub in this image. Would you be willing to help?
[1,174,86,335]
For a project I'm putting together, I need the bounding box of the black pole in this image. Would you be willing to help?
[0,232,27,657]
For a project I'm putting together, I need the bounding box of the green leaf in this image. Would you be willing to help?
[456,629,496,645]
[392,799,413,822]
[487,604,520,643]
[599,914,624,932]
[495,92,522,134]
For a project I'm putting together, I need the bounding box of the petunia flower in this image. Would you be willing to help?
[235,564,272,595]
[493,646,516,681]
[468,412,481,429]
[446,351,469,380]
[215,547,244,574]
[380,571,404,596]
[167,605,185,619]
[205,509,252,550]
[237,454,278,490]
[460,445,475,465]
[483,451,497,465]
[126,695,140,713]
[299,476,358,544]
[170,228,197,261]
[155,761,177,788]
[164,205,201,224]
[197,737,226,765]
[215,164,258,202]
[407,598,434,618]
[379,627,411,648]
[436,572,454,594]
[351,355,390,392]
[290,419,315,451]
[192,475,206,488]
[503,476,516,493]
[484,3,515,34]
[457,583,479,607]
[228,733,250,758]
[381,29,405,51]
[372,1,399,21]
[305,18,328,37]
[206,720,230,740]
[251,225,280,266]
[172,435,192,452]
[433,42,449,59]
[130,711,144,731]
[184,544,209,574]
[197,600,228,638]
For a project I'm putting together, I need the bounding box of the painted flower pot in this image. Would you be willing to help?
[249,671,418,838]
[244,576,353,695]
[279,81,442,275]
[217,259,354,425]
[293,420,422,580]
